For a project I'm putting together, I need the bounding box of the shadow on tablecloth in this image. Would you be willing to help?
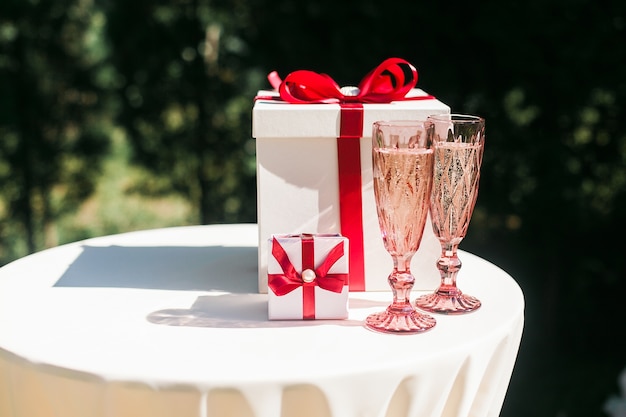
[145,294,388,329]
[54,245,258,293]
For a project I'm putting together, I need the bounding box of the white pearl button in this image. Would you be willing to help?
[301,269,316,283]
[340,86,360,97]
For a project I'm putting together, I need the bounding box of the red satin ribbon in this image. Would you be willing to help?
[268,236,347,319]
[337,104,365,291]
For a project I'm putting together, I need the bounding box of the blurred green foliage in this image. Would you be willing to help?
[0,0,113,257]
[0,0,625,416]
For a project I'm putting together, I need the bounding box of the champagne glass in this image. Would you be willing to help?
[415,114,485,314]
[365,120,437,333]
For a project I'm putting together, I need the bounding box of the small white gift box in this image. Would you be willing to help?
[268,234,349,320]
[253,61,450,293]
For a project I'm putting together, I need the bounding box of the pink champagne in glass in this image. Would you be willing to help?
[365,120,436,333]
[416,114,485,314]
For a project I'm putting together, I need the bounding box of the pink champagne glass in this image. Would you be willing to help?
[365,120,437,333]
[415,114,485,314]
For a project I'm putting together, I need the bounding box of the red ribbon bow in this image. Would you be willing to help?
[268,236,347,297]
[267,57,433,104]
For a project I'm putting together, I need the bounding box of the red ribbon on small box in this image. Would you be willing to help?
[261,58,434,291]
[268,235,347,319]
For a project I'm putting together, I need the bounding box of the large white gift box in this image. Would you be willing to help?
[253,84,449,293]
[268,234,349,320]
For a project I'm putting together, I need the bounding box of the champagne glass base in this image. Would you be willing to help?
[365,309,436,334]
[415,292,481,315]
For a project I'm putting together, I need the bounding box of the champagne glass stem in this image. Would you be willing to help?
[415,239,481,314]
[366,251,436,333]
[436,242,463,296]
[387,255,416,314]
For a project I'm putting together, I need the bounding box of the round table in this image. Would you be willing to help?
[0,224,524,417]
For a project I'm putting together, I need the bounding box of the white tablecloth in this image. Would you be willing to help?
[0,224,524,417]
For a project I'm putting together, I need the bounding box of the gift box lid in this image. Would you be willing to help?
[252,89,450,139]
